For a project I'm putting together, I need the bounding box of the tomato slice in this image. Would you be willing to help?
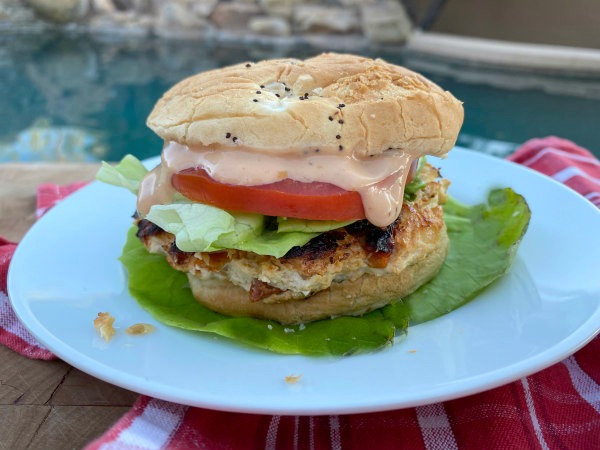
[171,160,419,221]
[172,169,366,221]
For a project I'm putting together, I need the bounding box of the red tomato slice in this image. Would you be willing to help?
[172,169,366,221]
[171,160,419,221]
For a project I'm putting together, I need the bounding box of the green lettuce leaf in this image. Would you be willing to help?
[96,154,149,194]
[404,156,427,200]
[120,227,398,355]
[384,188,531,325]
[146,203,260,253]
[277,217,356,233]
[145,203,318,257]
[120,188,530,356]
[229,229,319,258]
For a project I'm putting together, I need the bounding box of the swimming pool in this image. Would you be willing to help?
[1,32,598,162]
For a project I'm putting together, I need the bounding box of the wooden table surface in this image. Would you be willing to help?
[0,163,138,450]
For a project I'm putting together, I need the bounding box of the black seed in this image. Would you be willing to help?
[253,99,258,102]
[338,119,344,124]
[260,85,265,88]
[328,116,334,121]
[245,63,251,68]
[338,103,345,108]
[233,137,238,142]
[339,145,344,151]
[336,134,341,139]
[225,132,231,139]
[299,96,304,100]
[256,90,262,94]
[275,93,280,98]
[285,87,291,92]
[315,148,320,153]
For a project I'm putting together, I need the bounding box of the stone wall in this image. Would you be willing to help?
[0,0,413,46]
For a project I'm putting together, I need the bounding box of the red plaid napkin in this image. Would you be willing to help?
[507,136,600,208]
[1,137,599,449]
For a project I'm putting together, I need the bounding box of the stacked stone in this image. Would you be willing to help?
[0,0,413,44]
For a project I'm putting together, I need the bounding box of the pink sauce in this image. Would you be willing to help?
[137,142,424,227]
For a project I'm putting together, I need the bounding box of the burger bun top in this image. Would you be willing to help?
[147,53,464,158]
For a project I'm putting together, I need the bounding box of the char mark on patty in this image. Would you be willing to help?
[345,219,399,255]
[168,242,194,266]
[136,218,164,239]
[282,219,399,269]
[283,229,347,260]
[345,218,400,268]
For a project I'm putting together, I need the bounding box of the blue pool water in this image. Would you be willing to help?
[1,32,598,162]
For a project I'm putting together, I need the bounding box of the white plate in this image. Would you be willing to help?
[8,147,600,415]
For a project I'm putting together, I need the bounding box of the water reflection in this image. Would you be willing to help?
[0,32,318,162]
[1,32,599,162]
[0,118,106,162]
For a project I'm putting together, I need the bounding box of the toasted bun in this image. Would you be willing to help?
[187,226,448,324]
[147,53,463,158]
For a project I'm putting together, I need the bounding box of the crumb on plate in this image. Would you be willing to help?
[126,323,156,335]
[284,374,302,384]
[94,312,116,342]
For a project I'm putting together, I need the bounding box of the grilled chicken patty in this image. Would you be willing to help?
[135,163,449,307]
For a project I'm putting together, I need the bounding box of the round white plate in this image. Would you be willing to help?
[8,147,600,415]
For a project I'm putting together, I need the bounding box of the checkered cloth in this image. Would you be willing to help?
[1,137,599,449]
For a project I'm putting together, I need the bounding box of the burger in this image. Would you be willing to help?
[125,53,463,324]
